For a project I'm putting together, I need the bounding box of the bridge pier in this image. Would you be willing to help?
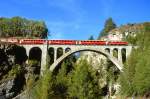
[54,48,57,63]
[40,45,48,75]
[118,48,123,64]
[126,46,132,58]
[110,48,113,56]
[63,49,65,55]
[24,45,30,64]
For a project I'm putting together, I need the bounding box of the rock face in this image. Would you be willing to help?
[77,51,107,69]
[0,44,40,99]
[77,51,108,88]
[0,45,16,99]
[0,72,27,99]
[0,79,15,99]
[100,23,146,41]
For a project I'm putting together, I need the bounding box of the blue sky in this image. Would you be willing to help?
[0,0,150,40]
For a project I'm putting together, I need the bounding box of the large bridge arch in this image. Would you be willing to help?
[49,48,124,72]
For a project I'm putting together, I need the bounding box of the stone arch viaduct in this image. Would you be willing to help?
[21,44,132,74]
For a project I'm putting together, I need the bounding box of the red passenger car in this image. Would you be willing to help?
[79,40,106,45]
[19,39,46,44]
[48,40,76,45]
[107,41,128,45]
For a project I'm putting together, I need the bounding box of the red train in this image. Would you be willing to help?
[0,38,128,45]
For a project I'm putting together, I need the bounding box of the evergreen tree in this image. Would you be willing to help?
[120,22,150,97]
[98,17,116,39]
[133,49,150,95]
[53,62,68,98]
[68,59,101,99]
[88,35,94,40]
[32,70,53,99]
[120,49,138,96]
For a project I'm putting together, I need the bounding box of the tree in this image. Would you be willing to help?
[132,23,150,96]
[120,49,138,96]
[98,17,116,39]
[53,62,68,98]
[88,35,94,40]
[0,16,48,38]
[68,59,101,99]
[32,70,53,99]
[120,22,150,97]
[133,49,150,95]
[0,17,11,37]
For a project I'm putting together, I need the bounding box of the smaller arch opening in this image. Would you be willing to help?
[121,48,126,63]
[29,47,42,61]
[113,48,118,59]
[48,47,54,65]
[29,47,42,66]
[105,48,110,53]
[8,45,27,64]
[57,47,63,59]
[65,47,71,53]
[28,47,42,75]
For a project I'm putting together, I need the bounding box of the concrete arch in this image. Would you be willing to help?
[50,48,124,72]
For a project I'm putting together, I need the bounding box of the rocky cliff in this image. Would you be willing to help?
[0,44,40,99]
